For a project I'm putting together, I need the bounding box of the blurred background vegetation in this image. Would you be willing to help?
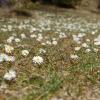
[0,0,82,8]
[0,0,99,9]
[0,0,100,17]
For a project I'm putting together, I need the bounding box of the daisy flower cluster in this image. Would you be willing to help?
[0,11,99,86]
[0,53,15,62]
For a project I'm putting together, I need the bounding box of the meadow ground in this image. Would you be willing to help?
[0,10,100,100]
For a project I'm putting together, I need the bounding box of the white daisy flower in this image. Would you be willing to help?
[75,47,81,51]
[94,41,100,46]
[78,33,85,38]
[21,34,26,39]
[4,45,14,54]
[82,43,88,48]
[86,49,91,53]
[21,50,29,57]
[0,53,8,62]
[4,70,16,81]
[73,35,80,44]
[15,38,21,43]
[32,56,43,64]
[7,36,14,44]
[52,38,56,41]
[70,54,78,59]
[52,41,57,45]
[39,48,46,54]
[36,36,43,41]
[59,32,67,38]
[30,34,37,38]
[91,31,96,35]
[86,39,90,42]
[41,43,46,46]
[46,41,52,45]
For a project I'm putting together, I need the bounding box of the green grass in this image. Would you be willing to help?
[0,11,100,100]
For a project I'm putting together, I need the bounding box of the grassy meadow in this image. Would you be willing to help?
[0,10,100,100]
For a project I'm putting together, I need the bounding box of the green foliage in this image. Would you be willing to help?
[9,0,17,5]
[9,0,82,8]
[52,0,82,6]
